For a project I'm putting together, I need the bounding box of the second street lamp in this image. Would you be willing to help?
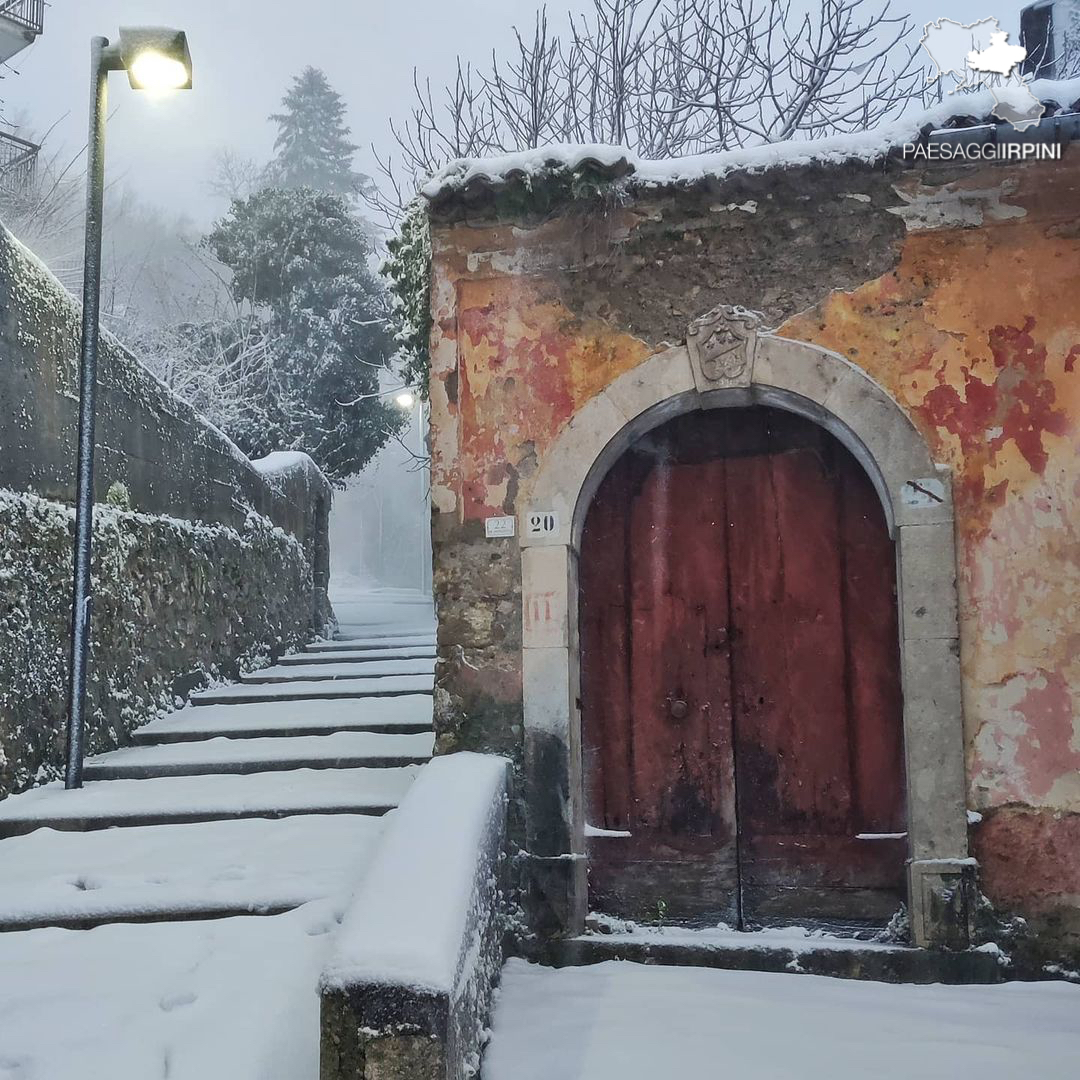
[65,27,193,790]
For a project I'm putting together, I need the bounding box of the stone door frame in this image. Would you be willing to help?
[519,314,973,947]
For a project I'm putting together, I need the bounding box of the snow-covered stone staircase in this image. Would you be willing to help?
[0,596,435,927]
[0,594,436,1078]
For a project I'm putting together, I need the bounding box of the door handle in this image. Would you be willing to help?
[668,698,689,721]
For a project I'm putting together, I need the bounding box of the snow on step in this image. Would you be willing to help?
[308,634,435,652]
[0,902,339,1079]
[132,696,433,744]
[0,814,387,930]
[281,646,436,664]
[83,731,435,780]
[484,959,1080,1080]
[241,658,435,684]
[190,674,434,705]
[0,766,421,837]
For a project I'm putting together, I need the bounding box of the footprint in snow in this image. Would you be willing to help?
[158,991,197,1012]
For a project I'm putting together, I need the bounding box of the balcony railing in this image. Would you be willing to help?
[0,129,38,193]
[0,1,45,37]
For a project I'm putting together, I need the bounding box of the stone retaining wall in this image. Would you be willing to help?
[0,225,332,798]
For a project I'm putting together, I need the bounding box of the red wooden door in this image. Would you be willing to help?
[581,454,740,922]
[580,408,905,926]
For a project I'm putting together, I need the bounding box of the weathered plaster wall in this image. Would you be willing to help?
[0,226,333,798]
[777,159,1080,950]
[427,151,1080,950]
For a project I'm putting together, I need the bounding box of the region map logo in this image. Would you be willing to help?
[920,16,1045,130]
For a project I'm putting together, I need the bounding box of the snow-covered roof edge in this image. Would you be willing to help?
[423,76,1080,202]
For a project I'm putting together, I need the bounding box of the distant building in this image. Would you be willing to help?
[0,0,44,194]
[0,0,43,67]
[1021,0,1080,77]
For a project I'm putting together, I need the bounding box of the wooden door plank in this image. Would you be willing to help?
[838,454,906,833]
[627,459,736,846]
[725,448,852,837]
[579,465,634,831]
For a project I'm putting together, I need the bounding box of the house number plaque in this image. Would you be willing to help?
[524,510,560,537]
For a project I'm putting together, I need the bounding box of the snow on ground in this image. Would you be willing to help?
[0,767,421,830]
[484,959,1080,1080]
[136,695,435,740]
[85,731,434,775]
[0,815,386,926]
[329,587,435,638]
[0,902,339,1080]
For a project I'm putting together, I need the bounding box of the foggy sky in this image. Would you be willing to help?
[8,0,1028,227]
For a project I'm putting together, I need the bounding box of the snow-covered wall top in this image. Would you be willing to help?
[320,752,511,1079]
[423,77,1080,202]
[0,223,329,540]
[322,751,510,996]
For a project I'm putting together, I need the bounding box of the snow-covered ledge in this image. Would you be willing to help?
[320,753,511,1080]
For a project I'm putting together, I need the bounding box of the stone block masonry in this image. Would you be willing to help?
[0,489,312,798]
[0,226,333,799]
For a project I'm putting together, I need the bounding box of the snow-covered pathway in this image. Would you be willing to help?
[484,959,1080,1080]
[0,593,436,1077]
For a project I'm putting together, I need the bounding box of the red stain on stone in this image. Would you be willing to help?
[921,317,1070,480]
[1014,670,1080,802]
[974,807,1080,912]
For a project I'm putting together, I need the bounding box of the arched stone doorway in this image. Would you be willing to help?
[520,308,973,947]
[579,405,907,928]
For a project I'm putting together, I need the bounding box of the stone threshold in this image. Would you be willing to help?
[536,925,1006,985]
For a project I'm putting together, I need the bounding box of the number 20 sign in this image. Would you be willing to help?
[524,510,560,537]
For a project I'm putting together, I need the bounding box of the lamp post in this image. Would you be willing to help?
[65,27,193,789]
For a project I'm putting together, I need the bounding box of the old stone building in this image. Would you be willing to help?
[423,92,1080,963]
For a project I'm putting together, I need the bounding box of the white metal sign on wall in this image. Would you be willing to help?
[485,516,515,538]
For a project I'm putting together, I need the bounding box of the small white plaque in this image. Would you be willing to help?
[485,515,515,538]
[524,510,560,537]
[902,478,946,508]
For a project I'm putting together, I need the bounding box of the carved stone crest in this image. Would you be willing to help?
[686,305,763,391]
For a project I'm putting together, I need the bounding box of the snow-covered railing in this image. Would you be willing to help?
[320,752,511,1080]
[0,0,44,35]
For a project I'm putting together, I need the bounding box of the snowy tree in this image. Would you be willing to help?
[204,187,405,482]
[372,0,923,219]
[267,67,370,197]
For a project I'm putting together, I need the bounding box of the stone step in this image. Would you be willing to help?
[541,929,1004,985]
[0,766,421,837]
[281,646,436,664]
[190,675,434,705]
[0,813,387,932]
[241,659,434,684]
[285,648,440,665]
[83,731,435,780]
[133,696,434,744]
[311,634,436,652]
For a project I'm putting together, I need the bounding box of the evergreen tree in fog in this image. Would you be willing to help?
[204,187,404,483]
[269,67,367,196]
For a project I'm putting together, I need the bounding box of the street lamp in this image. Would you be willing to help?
[65,27,192,790]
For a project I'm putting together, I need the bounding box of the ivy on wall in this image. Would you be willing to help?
[383,198,433,400]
